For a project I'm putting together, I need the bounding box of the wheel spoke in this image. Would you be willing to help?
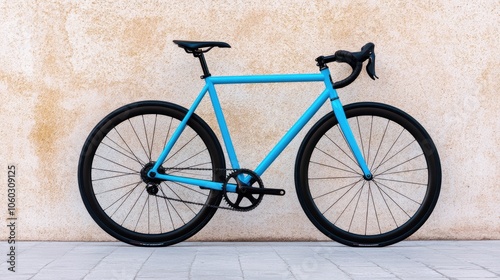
[367,116,373,165]
[168,148,209,169]
[310,160,360,175]
[299,105,440,246]
[154,195,163,233]
[377,153,424,177]
[319,179,362,215]
[328,126,360,169]
[135,192,149,232]
[120,188,147,226]
[163,134,200,166]
[164,182,200,215]
[368,182,382,234]
[373,179,426,205]
[371,127,405,174]
[91,170,139,182]
[159,183,187,225]
[370,118,390,169]
[80,103,224,246]
[332,182,363,224]
[314,147,361,176]
[313,178,362,200]
[128,119,150,162]
[372,180,400,227]
[101,138,143,164]
[347,180,366,232]
[105,182,141,215]
[142,115,152,161]
[95,181,142,195]
[159,184,178,229]
[113,127,147,167]
[373,179,412,219]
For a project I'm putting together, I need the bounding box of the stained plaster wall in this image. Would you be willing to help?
[0,0,498,242]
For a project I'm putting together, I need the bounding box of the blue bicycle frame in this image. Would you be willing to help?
[149,67,372,192]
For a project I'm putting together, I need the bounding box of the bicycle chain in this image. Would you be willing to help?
[149,167,250,212]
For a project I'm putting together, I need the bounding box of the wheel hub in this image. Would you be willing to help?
[363,174,373,181]
[140,162,165,184]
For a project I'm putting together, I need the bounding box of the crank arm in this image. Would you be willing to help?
[239,186,286,196]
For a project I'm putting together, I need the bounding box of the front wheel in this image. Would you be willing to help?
[295,102,441,247]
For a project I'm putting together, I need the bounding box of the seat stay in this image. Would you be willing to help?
[150,83,210,175]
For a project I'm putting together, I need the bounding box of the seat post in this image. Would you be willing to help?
[193,51,211,79]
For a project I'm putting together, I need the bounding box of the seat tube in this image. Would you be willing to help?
[322,69,372,179]
[206,78,241,169]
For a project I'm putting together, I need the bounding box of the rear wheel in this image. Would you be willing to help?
[295,102,441,246]
[78,101,225,246]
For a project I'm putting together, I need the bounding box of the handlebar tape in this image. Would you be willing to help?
[332,43,377,89]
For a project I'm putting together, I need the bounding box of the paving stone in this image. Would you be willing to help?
[0,241,499,279]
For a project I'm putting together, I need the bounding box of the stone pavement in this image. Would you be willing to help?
[1,241,499,279]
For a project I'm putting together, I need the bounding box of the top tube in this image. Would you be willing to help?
[207,73,324,85]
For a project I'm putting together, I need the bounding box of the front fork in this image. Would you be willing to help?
[329,96,373,180]
[323,67,372,180]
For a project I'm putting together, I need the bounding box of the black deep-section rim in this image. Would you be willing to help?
[78,101,225,246]
[295,102,441,247]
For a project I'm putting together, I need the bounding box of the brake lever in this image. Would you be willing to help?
[366,52,378,80]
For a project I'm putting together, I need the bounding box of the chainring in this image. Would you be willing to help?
[222,169,264,212]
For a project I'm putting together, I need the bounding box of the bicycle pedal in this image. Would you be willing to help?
[240,186,285,196]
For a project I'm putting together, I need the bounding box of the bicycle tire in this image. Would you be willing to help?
[295,102,441,247]
[78,100,225,246]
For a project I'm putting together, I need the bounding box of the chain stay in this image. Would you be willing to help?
[150,167,248,212]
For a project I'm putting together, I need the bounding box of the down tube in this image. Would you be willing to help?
[254,89,331,176]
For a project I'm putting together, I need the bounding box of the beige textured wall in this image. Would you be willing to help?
[1,0,498,242]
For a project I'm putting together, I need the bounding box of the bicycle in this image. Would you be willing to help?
[78,40,441,247]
